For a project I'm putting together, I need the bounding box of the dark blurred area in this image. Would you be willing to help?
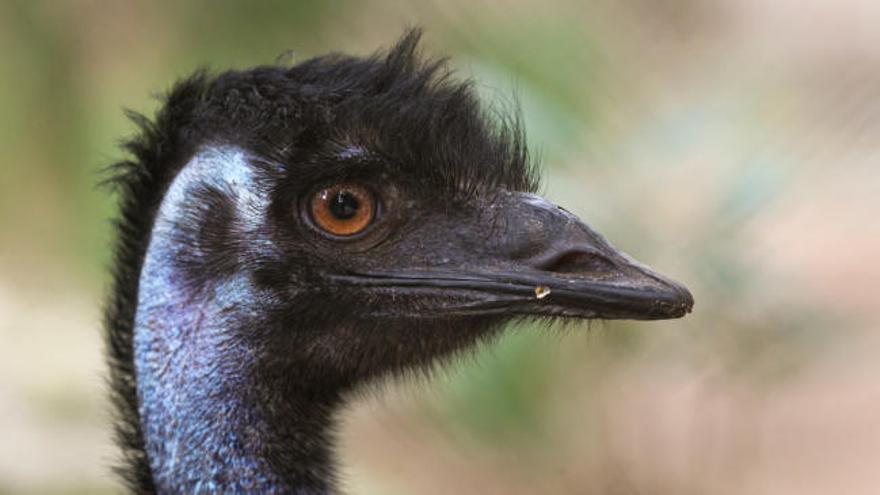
[1,1,878,493]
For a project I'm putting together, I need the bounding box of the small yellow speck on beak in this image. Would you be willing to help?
[535,286,551,299]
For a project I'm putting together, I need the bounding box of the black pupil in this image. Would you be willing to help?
[329,190,360,220]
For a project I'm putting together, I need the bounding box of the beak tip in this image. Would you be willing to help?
[641,277,694,320]
[669,283,695,318]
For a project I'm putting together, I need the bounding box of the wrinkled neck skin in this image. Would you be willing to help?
[134,147,336,493]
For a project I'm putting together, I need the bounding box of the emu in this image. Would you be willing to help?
[104,31,693,494]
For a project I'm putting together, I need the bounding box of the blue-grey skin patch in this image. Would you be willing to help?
[134,146,286,492]
[337,144,366,160]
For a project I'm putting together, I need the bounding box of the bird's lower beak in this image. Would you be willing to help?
[332,192,693,321]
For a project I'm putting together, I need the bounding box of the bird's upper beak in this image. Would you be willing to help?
[333,191,693,321]
[480,191,694,320]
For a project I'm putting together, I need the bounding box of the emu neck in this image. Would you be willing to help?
[134,147,337,493]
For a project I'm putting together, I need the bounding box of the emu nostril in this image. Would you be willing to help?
[540,250,617,274]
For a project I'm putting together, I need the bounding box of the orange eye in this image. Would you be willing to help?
[309,183,376,236]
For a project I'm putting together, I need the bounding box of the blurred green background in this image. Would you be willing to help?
[2,1,879,493]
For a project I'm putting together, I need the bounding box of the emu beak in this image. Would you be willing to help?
[483,192,694,320]
[333,192,693,321]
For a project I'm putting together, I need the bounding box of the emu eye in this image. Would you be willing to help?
[309,183,376,237]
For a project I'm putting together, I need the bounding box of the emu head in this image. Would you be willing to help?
[138,32,692,399]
